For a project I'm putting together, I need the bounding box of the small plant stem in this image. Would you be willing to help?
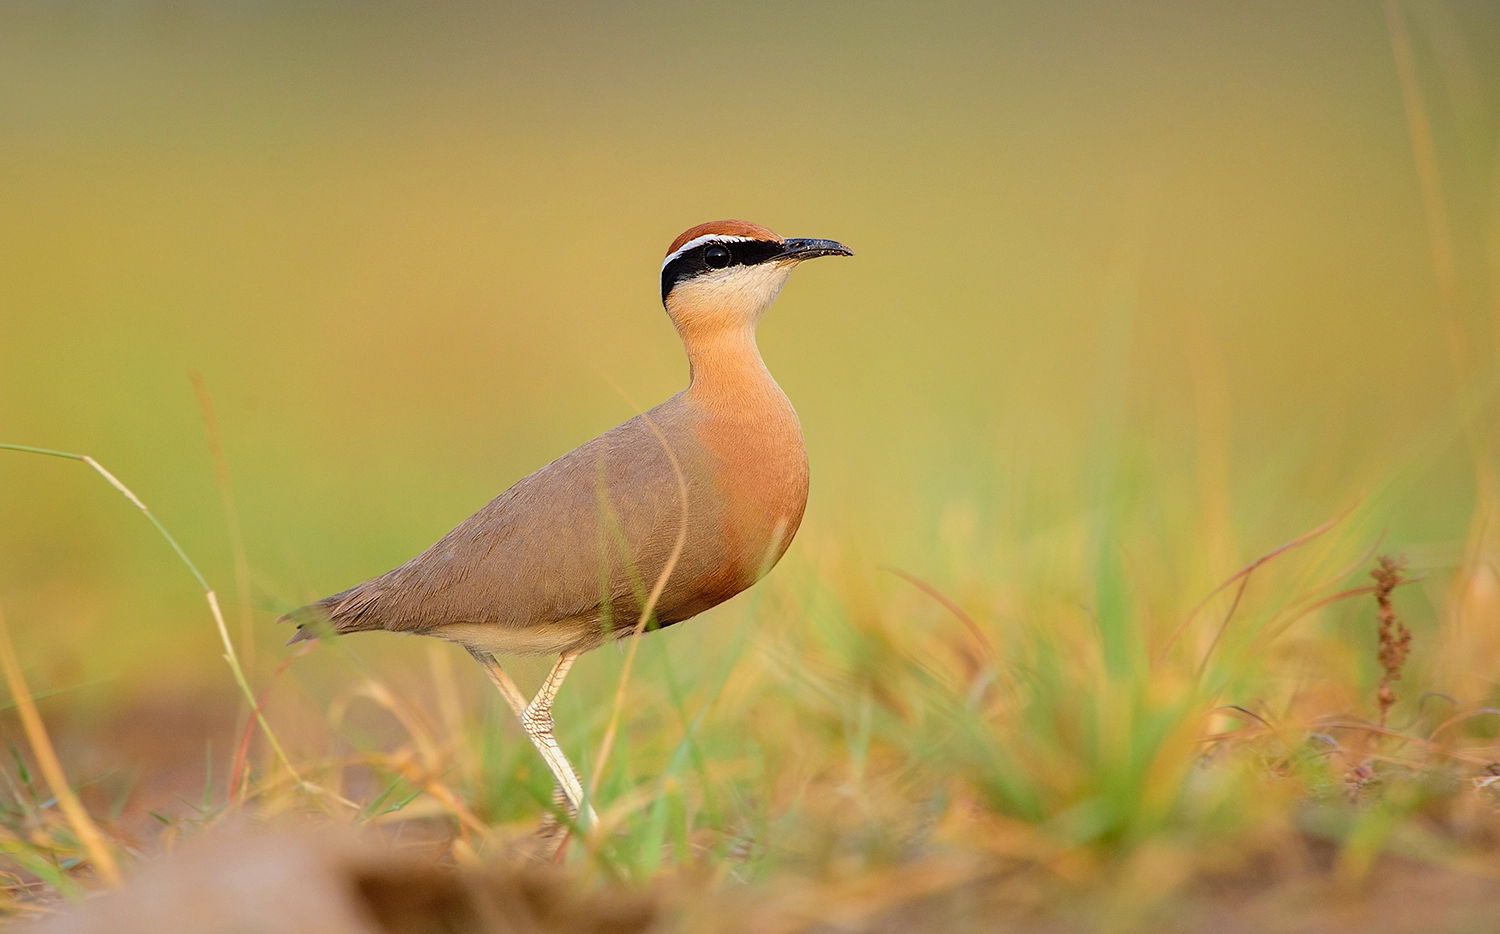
[0,443,302,785]
[0,600,122,888]
[1372,555,1411,728]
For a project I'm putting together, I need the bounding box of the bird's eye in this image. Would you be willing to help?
[704,245,731,269]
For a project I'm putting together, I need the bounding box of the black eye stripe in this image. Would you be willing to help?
[660,239,786,302]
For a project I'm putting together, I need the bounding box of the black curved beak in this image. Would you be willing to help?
[774,237,854,262]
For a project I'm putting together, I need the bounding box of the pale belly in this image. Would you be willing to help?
[437,616,610,657]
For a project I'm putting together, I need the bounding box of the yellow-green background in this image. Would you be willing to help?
[1,2,1497,704]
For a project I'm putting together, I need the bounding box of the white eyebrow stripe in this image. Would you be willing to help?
[660,234,759,272]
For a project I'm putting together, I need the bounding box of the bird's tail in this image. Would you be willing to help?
[284,622,320,645]
[277,587,357,646]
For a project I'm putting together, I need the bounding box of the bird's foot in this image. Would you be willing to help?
[531,786,572,861]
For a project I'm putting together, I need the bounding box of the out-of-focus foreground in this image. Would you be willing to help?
[3,2,1500,930]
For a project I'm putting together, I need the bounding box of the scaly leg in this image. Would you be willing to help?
[520,650,597,829]
[469,648,598,830]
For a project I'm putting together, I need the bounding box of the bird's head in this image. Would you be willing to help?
[660,220,852,336]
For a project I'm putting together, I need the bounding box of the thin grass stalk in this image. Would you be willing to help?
[1250,573,1424,656]
[587,411,690,808]
[189,373,257,674]
[1315,717,1494,766]
[230,652,299,803]
[0,443,301,785]
[1427,708,1500,742]
[1385,0,1498,530]
[1385,0,1462,372]
[1154,506,1353,666]
[336,681,488,838]
[0,601,122,888]
[427,643,475,786]
[1195,572,1250,677]
[881,566,995,663]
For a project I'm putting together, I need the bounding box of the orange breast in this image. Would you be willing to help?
[694,394,809,591]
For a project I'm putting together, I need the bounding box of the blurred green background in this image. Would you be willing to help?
[1,1,1497,704]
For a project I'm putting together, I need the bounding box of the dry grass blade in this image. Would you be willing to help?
[1212,704,1275,731]
[230,652,300,802]
[334,681,488,839]
[1250,568,1425,657]
[1196,572,1251,676]
[1303,530,1389,600]
[190,372,257,674]
[1385,0,1463,371]
[0,442,302,786]
[587,411,691,805]
[0,600,121,888]
[1155,504,1354,665]
[881,565,996,663]
[1316,717,1495,766]
[427,643,475,786]
[1253,585,1380,651]
[1428,708,1500,742]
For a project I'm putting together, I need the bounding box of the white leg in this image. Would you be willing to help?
[520,650,597,829]
[470,648,598,831]
[470,648,528,719]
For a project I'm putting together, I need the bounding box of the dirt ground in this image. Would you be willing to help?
[13,822,1500,934]
[10,695,1500,934]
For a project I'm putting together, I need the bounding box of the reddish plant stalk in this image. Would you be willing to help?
[1372,555,1411,728]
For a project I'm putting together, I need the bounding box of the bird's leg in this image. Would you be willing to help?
[520,650,598,829]
[468,648,528,719]
[468,649,567,812]
[468,648,597,831]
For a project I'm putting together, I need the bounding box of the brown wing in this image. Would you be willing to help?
[289,397,726,645]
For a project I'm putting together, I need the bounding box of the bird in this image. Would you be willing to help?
[282,219,852,828]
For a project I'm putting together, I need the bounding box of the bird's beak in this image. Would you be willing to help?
[773,238,854,262]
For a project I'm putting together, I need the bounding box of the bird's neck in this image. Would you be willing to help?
[681,324,785,414]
